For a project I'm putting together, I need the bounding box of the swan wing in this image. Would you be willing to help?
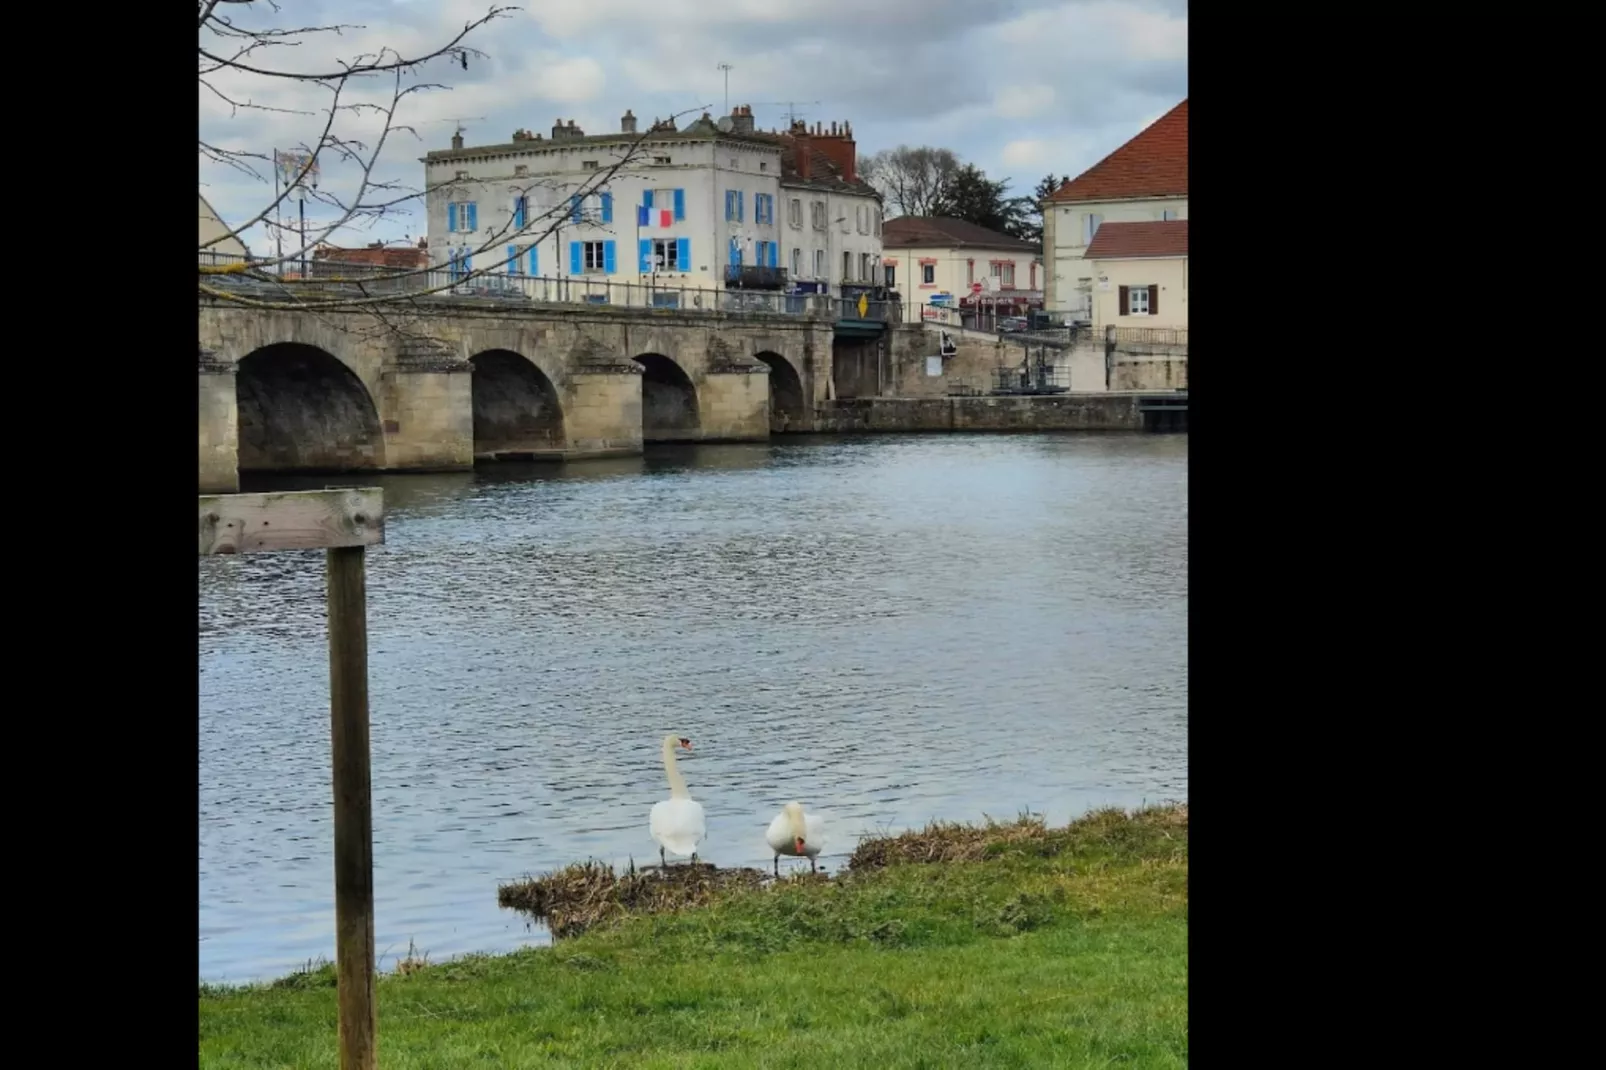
[764,810,793,854]
[651,797,705,856]
[804,812,826,857]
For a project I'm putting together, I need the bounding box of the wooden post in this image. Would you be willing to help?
[199,488,384,1070]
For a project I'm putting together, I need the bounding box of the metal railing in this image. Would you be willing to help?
[1110,326,1188,348]
[724,264,789,290]
[199,251,848,317]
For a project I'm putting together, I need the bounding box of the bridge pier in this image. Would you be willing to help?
[198,347,239,493]
[378,340,474,472]
[699,356,772,442]
[564,361,645,457]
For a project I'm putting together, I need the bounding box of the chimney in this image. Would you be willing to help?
[451,130,464,150]
[811,118,858,183]
[790,121,812,180]
[730,104,754,135]
[621,109,637,134]
[551,118,565,139]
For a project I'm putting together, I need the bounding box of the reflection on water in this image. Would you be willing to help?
[200,432,1188,983]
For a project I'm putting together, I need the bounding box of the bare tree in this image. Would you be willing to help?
[197,1,689,314]
[859,146,963,219]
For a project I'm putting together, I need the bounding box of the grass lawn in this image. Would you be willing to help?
[199,805,1187,1069]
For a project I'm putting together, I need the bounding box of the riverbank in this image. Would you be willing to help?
[813,393,1188,433]
[199,803,1188,1069]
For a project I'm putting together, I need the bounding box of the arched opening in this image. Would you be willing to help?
[633,353,701,442]
[469,349,567,461]
[236,343,383,473]
[754,351,806,433]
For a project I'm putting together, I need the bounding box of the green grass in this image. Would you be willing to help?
[199,805,1188,1069]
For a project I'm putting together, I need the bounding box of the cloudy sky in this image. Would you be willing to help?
[200,0,1187,256]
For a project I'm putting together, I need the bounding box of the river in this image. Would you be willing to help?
[198,431,1188,983]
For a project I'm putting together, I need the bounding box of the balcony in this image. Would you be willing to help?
[724,264,789,290]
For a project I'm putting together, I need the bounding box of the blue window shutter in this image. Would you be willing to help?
[637,204,649,228]
[673,188,685,221]
[570,241,582,274]
[571,195,582,223]
[639,238,652,273]
[729,238,738,266]
[529,245,539,275]
[643,189,654,210]
[677,238,690,270]
[601,192,614,224]
[603,240,617,274]
[768,241,777,268]
[738,191,745,222]
[507,245,518,274]
[466,202,477,231]
[447,202,457,232]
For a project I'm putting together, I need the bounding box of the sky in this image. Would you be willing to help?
[200,0,1188,257]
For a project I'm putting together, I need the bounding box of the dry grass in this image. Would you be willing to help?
[848,803,1189,871]
[497,860,771,938]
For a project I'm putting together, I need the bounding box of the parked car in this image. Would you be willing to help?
[998,316,1030,333]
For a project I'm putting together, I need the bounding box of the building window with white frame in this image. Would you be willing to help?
[861,252,872,279]
[791,247,802,275]
[811,201,827,230]
[1001,262,1015,287]
[921,263,935,284]
[1127,285,1150,315]
[789,198,802,228]
[842,250,851,279]
[814,248,825,277]
[581,241,607,273]
[1083,212,1102,244]
[651,238,680,271]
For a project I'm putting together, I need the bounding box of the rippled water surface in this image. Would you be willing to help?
[199,433,1188,983]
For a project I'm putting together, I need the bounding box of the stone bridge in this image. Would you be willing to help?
[198,296,841,492]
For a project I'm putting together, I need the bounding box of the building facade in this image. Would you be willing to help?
[880,216,1042,325]
[420,108,882,304]
[1042,99,1187,319]
[1083,221,1188,330]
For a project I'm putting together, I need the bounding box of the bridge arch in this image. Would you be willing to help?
[633,352,700,442]
[236,342,384,473]
[753,351,806,433]
[468,349,567,460]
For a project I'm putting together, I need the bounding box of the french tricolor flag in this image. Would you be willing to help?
[639,195,673,228]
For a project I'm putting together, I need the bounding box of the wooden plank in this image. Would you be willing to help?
[198,488,384,555]
[327,546,377,1070]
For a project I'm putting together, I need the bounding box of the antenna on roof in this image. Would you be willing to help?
[431,116,486,141]
[716,63,733,114]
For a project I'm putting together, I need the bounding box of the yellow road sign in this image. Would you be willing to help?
[856,293,868,318]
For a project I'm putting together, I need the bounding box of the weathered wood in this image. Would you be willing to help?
[327,545,377,1070]
[198,488,384,555]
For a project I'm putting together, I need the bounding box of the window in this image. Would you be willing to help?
[1082,212,1102,244]
[514,164,529,178]
[885,264,895,287]
[455,170,469,181]
[643,188,686,223]
[839,212,850,233]
[811,201,827,230]
[789,198,803,228]
[759,161,768,172]
[966,259,974,284]
[448,245,471,281]
[582,160,599,170]
[447,200,477,233]
[725,189,745,222]
[842,250,851,279]
[874,207,882,235]
[791,247,802,275]
[512,195,527,229]
[997,262,1015,287]
[921,263,936,285]
[814,248,825,277]
[654,155,672,165]
[860,253,872,279]
[755,193,774,225]
[580,240,610,273]
[1125,285,1151,316]
[1161,209,1178,221]
[506,244,524,275]
[649,238,684,271]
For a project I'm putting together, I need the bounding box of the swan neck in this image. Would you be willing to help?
[662,737,690,799]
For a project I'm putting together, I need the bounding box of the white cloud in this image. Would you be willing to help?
[1001,139,1052,169]
[993,85,1056,120]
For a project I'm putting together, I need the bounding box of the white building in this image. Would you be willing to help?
[1042,99,1187,319]
[420,107,883,305]
[880,217,1042,325]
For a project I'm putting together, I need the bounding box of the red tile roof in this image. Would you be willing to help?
[1083,220,1188,259]
[1050,100,1187,204]
[312,244,428,269]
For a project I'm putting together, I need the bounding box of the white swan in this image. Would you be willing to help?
[649,735,706,867]
[765,801,824,875]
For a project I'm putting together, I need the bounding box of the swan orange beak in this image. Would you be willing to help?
[795,837,806,854]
